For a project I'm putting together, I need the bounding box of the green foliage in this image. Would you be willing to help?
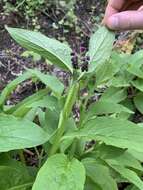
[3,25,143,189]
[32,154,85,190]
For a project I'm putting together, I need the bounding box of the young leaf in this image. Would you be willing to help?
[87,26,115,72]
[97,145,143,171]
[110,75,131,87]
[132,79,143,92]
[5,88,50,117]
[0,72,32,108]
[100,87,127,103]
[126,64,143,78]
[95,59,121,86]
[87,100,133,117]
[6,27,73,72]
[82,158,118,190]
[28,69,64,96]
[134,93,143,114]
[0,114,48,152]
[108,165,143,190]
[63,117,143,152]
[32,154,85,190]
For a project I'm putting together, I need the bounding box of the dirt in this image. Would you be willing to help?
[0,0,106,103]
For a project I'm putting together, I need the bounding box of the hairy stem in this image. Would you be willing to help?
[49,82,79,156]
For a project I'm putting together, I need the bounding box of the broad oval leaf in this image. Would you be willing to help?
[63,117,143,152]
[32,154,85,190]
[87,26,115,72]
[0,114,49,152]
[6,27,73,72]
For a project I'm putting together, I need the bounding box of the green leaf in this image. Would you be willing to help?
[87,100,133,117]
[84,177,102,190]
[5,88,50,117]
[60,118,77,153]
[98,145,143,171]
[32,154,85,190]
[27,95,58,109]
[110,74,132,87]
[126,64,143,78]
[44,106,60,135]
[131,79,143,92]
[128,50,143,67]
[88,26,115,72]
[0,72,31,108]
[95,59,120,86]
[82,158,117,190]
[63,117,143,152]
[100,87,127,103]
[6,27,73,72]
[134,93,143,114]
[28,69,64,96]
[127,149,143,162]
[108,165,143,190]
[0,154,33,190]
[0,114,48,152]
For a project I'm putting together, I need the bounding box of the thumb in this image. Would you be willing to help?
[106,10,143,30]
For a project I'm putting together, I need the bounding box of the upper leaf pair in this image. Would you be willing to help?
[6,26,115,74]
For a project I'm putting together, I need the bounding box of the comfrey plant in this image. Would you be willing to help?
[1,26,143,190]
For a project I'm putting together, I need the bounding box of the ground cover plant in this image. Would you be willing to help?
[1,25,143,190]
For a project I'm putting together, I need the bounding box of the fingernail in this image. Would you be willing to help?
[108,16,119,29]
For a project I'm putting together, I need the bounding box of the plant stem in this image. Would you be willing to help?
[49,82,79,156]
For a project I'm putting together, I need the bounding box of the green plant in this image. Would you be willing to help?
[2,25,143,189]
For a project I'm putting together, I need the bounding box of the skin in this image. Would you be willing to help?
[103,0,143,30]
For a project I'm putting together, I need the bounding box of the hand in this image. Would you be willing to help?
[103,0,143,30]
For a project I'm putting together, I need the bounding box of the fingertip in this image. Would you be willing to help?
[106,16,119,30]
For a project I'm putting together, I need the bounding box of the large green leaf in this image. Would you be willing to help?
[32,154,85,190]
[63,117,143,152]
[82,158,118,190]
[108,165,143,190]
[6,27,73,72]
[0,114,48,152]
[87,26,115,72]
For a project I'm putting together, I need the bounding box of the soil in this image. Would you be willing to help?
[0,0,106,101]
